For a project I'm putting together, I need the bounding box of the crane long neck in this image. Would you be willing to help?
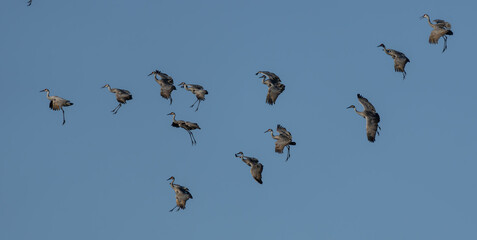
[269,131,276,138]
[106,85,114,93]
[170,179,175,188]
[171,114,176,122]
[45,91,53,100]
[426,16,434,27]
[354,107,366,118]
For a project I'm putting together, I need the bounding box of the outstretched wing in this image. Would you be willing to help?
[275,140,286,153]
[157,71,174,84]
[393,54,410,73]
[357,94,376,112]
[277,124,292,140]
[160,84,176,99]
[242,156,259,166]
[250,163,263,184]
[429,28,447,44]
[266,84,285,105]
[433,19,451,29]
[366,114,380,142]
[257,71,281,84]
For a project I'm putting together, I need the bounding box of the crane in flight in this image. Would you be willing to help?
[102,84,133,114]
[40,89,73,125]
[347,94,381,142]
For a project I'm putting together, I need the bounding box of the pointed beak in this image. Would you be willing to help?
[39,90,45,92]
[347,106,353,109]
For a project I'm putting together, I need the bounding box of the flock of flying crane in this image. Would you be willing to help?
[38,10,454,211]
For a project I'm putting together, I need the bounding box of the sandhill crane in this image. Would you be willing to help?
[421,14,454,53]
[234,152,264,184]
[167,176,193,212]
[256,71,285,105]
[178,82,208,111]
[377,44,410,80]
[167,112,201,145]
[102,84,133,114]
[347,94,381,142]
[27,0,32,6]
[148,70,176,104]
[264,125,296,161]
[40,89,73,125]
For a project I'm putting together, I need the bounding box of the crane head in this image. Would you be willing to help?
[167,176,175,181]
[420,14,429,20]
[148,70,159,76]
[264,129,273,133]
[101,84,110,88]
[40,88,49,92]
[377,43,385,49]
[178,82,186,88]
[235,152,244,157]
[347,105,356,109]
[167,112,175,116]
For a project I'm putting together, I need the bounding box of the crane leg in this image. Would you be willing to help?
[442,36,448,53]
[286,145,291,161]
[190,99,199,108]
[187,130,196,145]
[190,132,197,145]
[194,100,201,112]
[61,108,66,125]
[402,71,406,80]
[169,205,178,212]
[112,103,122,114]
[169,97,173,105]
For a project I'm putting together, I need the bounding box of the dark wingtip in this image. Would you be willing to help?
[447,30,454,35]
[289,142,296,145]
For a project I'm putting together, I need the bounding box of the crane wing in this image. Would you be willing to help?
[257,71,281,83]
[160,84,176,99]
[49,97,68,111]
[157,71,174,84]
[277,124,292,139]
[187,84,204,90]
[250,163,263,184]
[266,84,285,105]
[429,28,446,44]
[433,19,451,29]
[274,140,286,153]
[393,55,409,73]
[242,156,259,166]
[357,94,376,112]
[366,114,380,142]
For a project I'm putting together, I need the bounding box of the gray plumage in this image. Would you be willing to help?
[102,84,133,114]
[347,94,381,142]
[264,125,296,161]
[167,112,200,145]
[178,82,208,111]
[377,44,410,80]
[148,70,176,104]
[421,14,453,53]
[256,71,285,105]
[235,152,263,184]
[27,0,32,6]
[40,88,74,125]
[167,176,193,212]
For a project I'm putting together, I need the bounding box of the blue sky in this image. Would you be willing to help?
[1,0,477,239]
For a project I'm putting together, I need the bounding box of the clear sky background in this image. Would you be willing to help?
[1,0,477,239]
